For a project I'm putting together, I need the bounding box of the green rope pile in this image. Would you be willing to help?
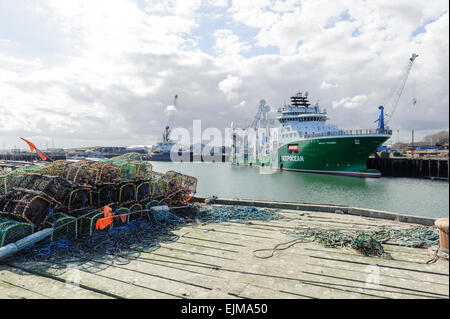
[279,225,439,260]
[351,233,392,259]
[370,226,440,248]
[198,205,284,223]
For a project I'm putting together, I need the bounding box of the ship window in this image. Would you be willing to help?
[288,144,299,153]
[355,139,360,144]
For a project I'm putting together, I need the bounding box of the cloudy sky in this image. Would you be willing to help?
[0,0,448,149]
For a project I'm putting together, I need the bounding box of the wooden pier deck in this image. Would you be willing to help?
[0,205,448,299]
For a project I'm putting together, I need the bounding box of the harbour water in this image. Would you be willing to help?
[150,161,449,218]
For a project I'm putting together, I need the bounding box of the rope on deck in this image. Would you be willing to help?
[253,225,440,260]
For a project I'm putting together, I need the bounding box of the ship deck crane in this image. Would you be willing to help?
[250,99,271,157]
[376,53,418,131]
[251,99,270,130]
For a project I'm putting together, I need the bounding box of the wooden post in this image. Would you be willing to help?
[429,159,431,178]
[437,160,440,178]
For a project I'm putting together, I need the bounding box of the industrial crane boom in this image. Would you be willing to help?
[251,99,270,129]
[385,53,418,125]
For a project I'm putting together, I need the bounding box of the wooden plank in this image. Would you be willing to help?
[172,224,447,298]
[0,265,111,299]
[0,279,47,299]
[125,250,316,299]
[129,232,446,300]
[302,247,450,274]
[143,248,394,299]
[135,251,379,299]
[106,256,292,299]
[199,221,435,264]
[145,240,408,298]
[175,225,448,276]
[159,241,238,259]
[159,243,236,261]
[278,209,415,228]
[233,221,436,261]
[305,259,449,294]
[76,260,226,299]
[9,261,179,299]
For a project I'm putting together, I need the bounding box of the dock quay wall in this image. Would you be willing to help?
[367,157,449,180]
[192,196,437,227]
[0,154,66,161]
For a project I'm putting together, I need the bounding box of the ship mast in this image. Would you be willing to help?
[290,91,311,108]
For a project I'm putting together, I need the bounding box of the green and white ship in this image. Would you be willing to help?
[231,91,392,177]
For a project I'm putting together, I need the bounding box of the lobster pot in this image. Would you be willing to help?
[108,152,144,162]
[118,183,136,203]
[17,195,53,227]
[45,160,71,176]
[164,171,183,191]
[14,174,71,203]
[17,174,51,190]
[96,185,118,207]
[180,175,198,194]
[79,210,111,236]
[159,171,198,206]
[114,161,152,181]
[136,182,151,202]
[0,171,29,195]
[112,207,130,227]
[45,212,77,241]
[72,164,99,185]
[0,191,54,227]
[118,163,139,181]
[127,203,143,221]
[93,163,120,183]
[150,174,167,199]
[134,162,152,180]
[65,188,92,212]
[0,217,34,247]
[61,161,86,182]
[44,160,120,184]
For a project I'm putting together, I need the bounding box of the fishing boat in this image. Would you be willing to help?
[230,91,392,177]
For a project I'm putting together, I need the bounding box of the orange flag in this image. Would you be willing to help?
[36,149,47,161]
[95,205,114,230]
[103,205,113,218]
[21,138,36,152]
[20,137,48,161]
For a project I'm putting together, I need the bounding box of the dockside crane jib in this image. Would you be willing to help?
[376,53,418,131]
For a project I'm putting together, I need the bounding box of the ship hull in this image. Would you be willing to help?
[232,134,391,178]
[149,152,173,161]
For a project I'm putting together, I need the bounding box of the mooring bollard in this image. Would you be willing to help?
[435,218,449,250]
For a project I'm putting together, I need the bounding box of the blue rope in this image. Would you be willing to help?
[153,210,184,226]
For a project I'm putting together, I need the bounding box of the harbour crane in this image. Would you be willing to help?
[250,99,272,157]
[163,94,178,142]
[376,53,418,131]
[251,99,271,130]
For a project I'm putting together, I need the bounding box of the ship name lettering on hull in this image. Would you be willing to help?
[281,155,305,162]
